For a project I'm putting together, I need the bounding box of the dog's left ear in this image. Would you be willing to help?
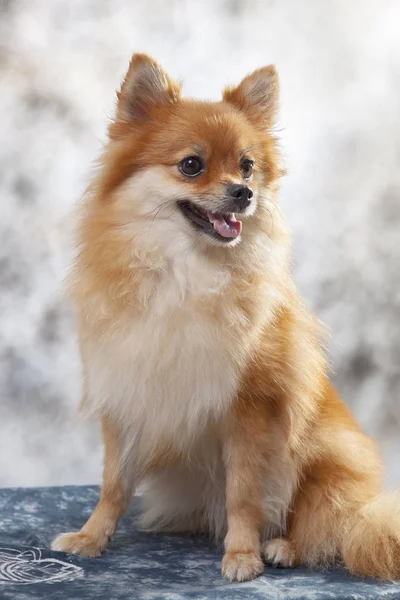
[223,65,279,128]
[115,53,181,123]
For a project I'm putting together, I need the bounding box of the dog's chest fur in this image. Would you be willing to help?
[82,252,253,454]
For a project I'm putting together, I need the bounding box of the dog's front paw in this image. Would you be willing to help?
[263,538,297,568]
[51,531,104,557]
[222,551,264,582]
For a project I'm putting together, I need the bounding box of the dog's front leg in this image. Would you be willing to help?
[51,414,135,557]
[221,399,268,582]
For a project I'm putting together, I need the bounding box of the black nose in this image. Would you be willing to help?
[227,184,254,211]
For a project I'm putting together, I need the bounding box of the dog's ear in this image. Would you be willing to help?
[223,65,279,128]
[116,53,181,123]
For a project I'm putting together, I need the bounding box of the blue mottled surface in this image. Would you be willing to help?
[1,486,400,599]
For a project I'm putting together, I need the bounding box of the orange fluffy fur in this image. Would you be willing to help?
[52,53,400,582]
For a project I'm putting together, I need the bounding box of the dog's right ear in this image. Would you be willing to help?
[115,53,181,124]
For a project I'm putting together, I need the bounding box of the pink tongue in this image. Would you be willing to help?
[207,212,242,239]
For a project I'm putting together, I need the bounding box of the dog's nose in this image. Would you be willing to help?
[227,184,254,211]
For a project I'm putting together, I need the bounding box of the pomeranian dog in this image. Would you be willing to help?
[52,53,400,582]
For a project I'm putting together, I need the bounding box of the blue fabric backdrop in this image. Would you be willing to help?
[1,485,400,599]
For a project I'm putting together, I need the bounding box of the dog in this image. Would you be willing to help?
[51,53,400,582]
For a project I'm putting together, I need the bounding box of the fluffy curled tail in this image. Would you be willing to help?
[342,492,400,580]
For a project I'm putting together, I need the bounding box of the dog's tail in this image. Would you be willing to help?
[342,491,400,580]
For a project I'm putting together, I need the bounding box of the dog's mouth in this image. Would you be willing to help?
[177,200,242,242]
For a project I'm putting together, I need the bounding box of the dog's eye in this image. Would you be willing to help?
[241,159,254,179]
[179,156,204,177]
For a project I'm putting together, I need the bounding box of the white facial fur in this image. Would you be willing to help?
[114,166,263,255]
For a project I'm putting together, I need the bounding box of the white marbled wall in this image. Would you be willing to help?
[1,0,399,487]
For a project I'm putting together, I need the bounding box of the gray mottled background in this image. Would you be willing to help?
[1,0,399,488]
